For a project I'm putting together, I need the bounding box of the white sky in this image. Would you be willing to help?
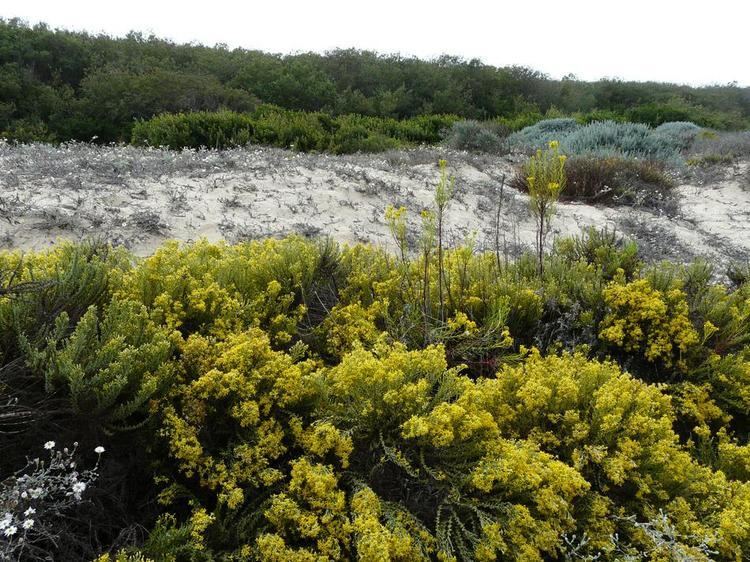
[3,0,749,86]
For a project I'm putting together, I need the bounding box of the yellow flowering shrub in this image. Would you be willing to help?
[316,301,386,358]
[718,437,750,481]
[257,458,350,559]
[114,238,311,344]
[315,343,589,561]
[462,350,750,555]
[599,276,699,370]
[318,342,464,435]
[159,327,316,509]
[467,440,589,560]
[349,486,432,562]
[291,419,353,468]
[5,236,750,562]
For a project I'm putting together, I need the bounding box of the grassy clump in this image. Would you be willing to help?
[688,130,750,166]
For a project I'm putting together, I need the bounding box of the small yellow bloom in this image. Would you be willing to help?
[549,140,560,149]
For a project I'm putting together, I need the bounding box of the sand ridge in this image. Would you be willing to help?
[1,143,749,268]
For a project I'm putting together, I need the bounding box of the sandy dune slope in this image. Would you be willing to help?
[1,143,749,269]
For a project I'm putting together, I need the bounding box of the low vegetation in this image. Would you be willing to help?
[130,107,458,153]
[512,154,674,207]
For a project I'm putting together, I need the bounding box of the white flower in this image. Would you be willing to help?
[0,514,11,530]
[23,508,35,517]
[44,441,55,450]
[72,482,86,498]
[20,491,28,499]
[94,446,105,454]
[22,519,34,530]
[4,526,17,537]
[29,488,43,499]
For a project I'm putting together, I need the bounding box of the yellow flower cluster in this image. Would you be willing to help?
[7,237,748,561]
[115,238,312,344]
[291,419,353,468]
[317,301,385,358]
[320,342,459,432]
[599,277,699,370]
[160,328,315,509]
[257,463,429,562]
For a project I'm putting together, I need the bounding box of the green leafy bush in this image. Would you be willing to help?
[22,299,174,433]
[131,108,460,152]
[626,98,737,129]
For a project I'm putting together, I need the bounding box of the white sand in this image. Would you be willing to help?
[1,143,748,268]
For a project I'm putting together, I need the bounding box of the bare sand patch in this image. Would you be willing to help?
[2,143,749,270]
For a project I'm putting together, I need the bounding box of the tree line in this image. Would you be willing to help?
[1,18,749,144]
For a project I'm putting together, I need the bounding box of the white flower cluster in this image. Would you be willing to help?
[0,441,107,559]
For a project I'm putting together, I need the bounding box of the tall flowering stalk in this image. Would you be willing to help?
[525,140,567,277]
[435,159,455,321]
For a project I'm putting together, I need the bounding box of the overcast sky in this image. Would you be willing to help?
[4,0,749,86]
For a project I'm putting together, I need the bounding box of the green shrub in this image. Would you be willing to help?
[495,111,546,132]
[1,118,56,143]
[131,110,256,149]
[21,299,174,434]
[441,120,508,153]
[626,98,736,129]
[131,109,460,153]
[727,261,750,289]
[554,226,640,280]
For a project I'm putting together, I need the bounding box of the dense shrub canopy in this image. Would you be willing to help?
[1,18,749,145]
[2,228,750,561]
[130,108,459,152]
